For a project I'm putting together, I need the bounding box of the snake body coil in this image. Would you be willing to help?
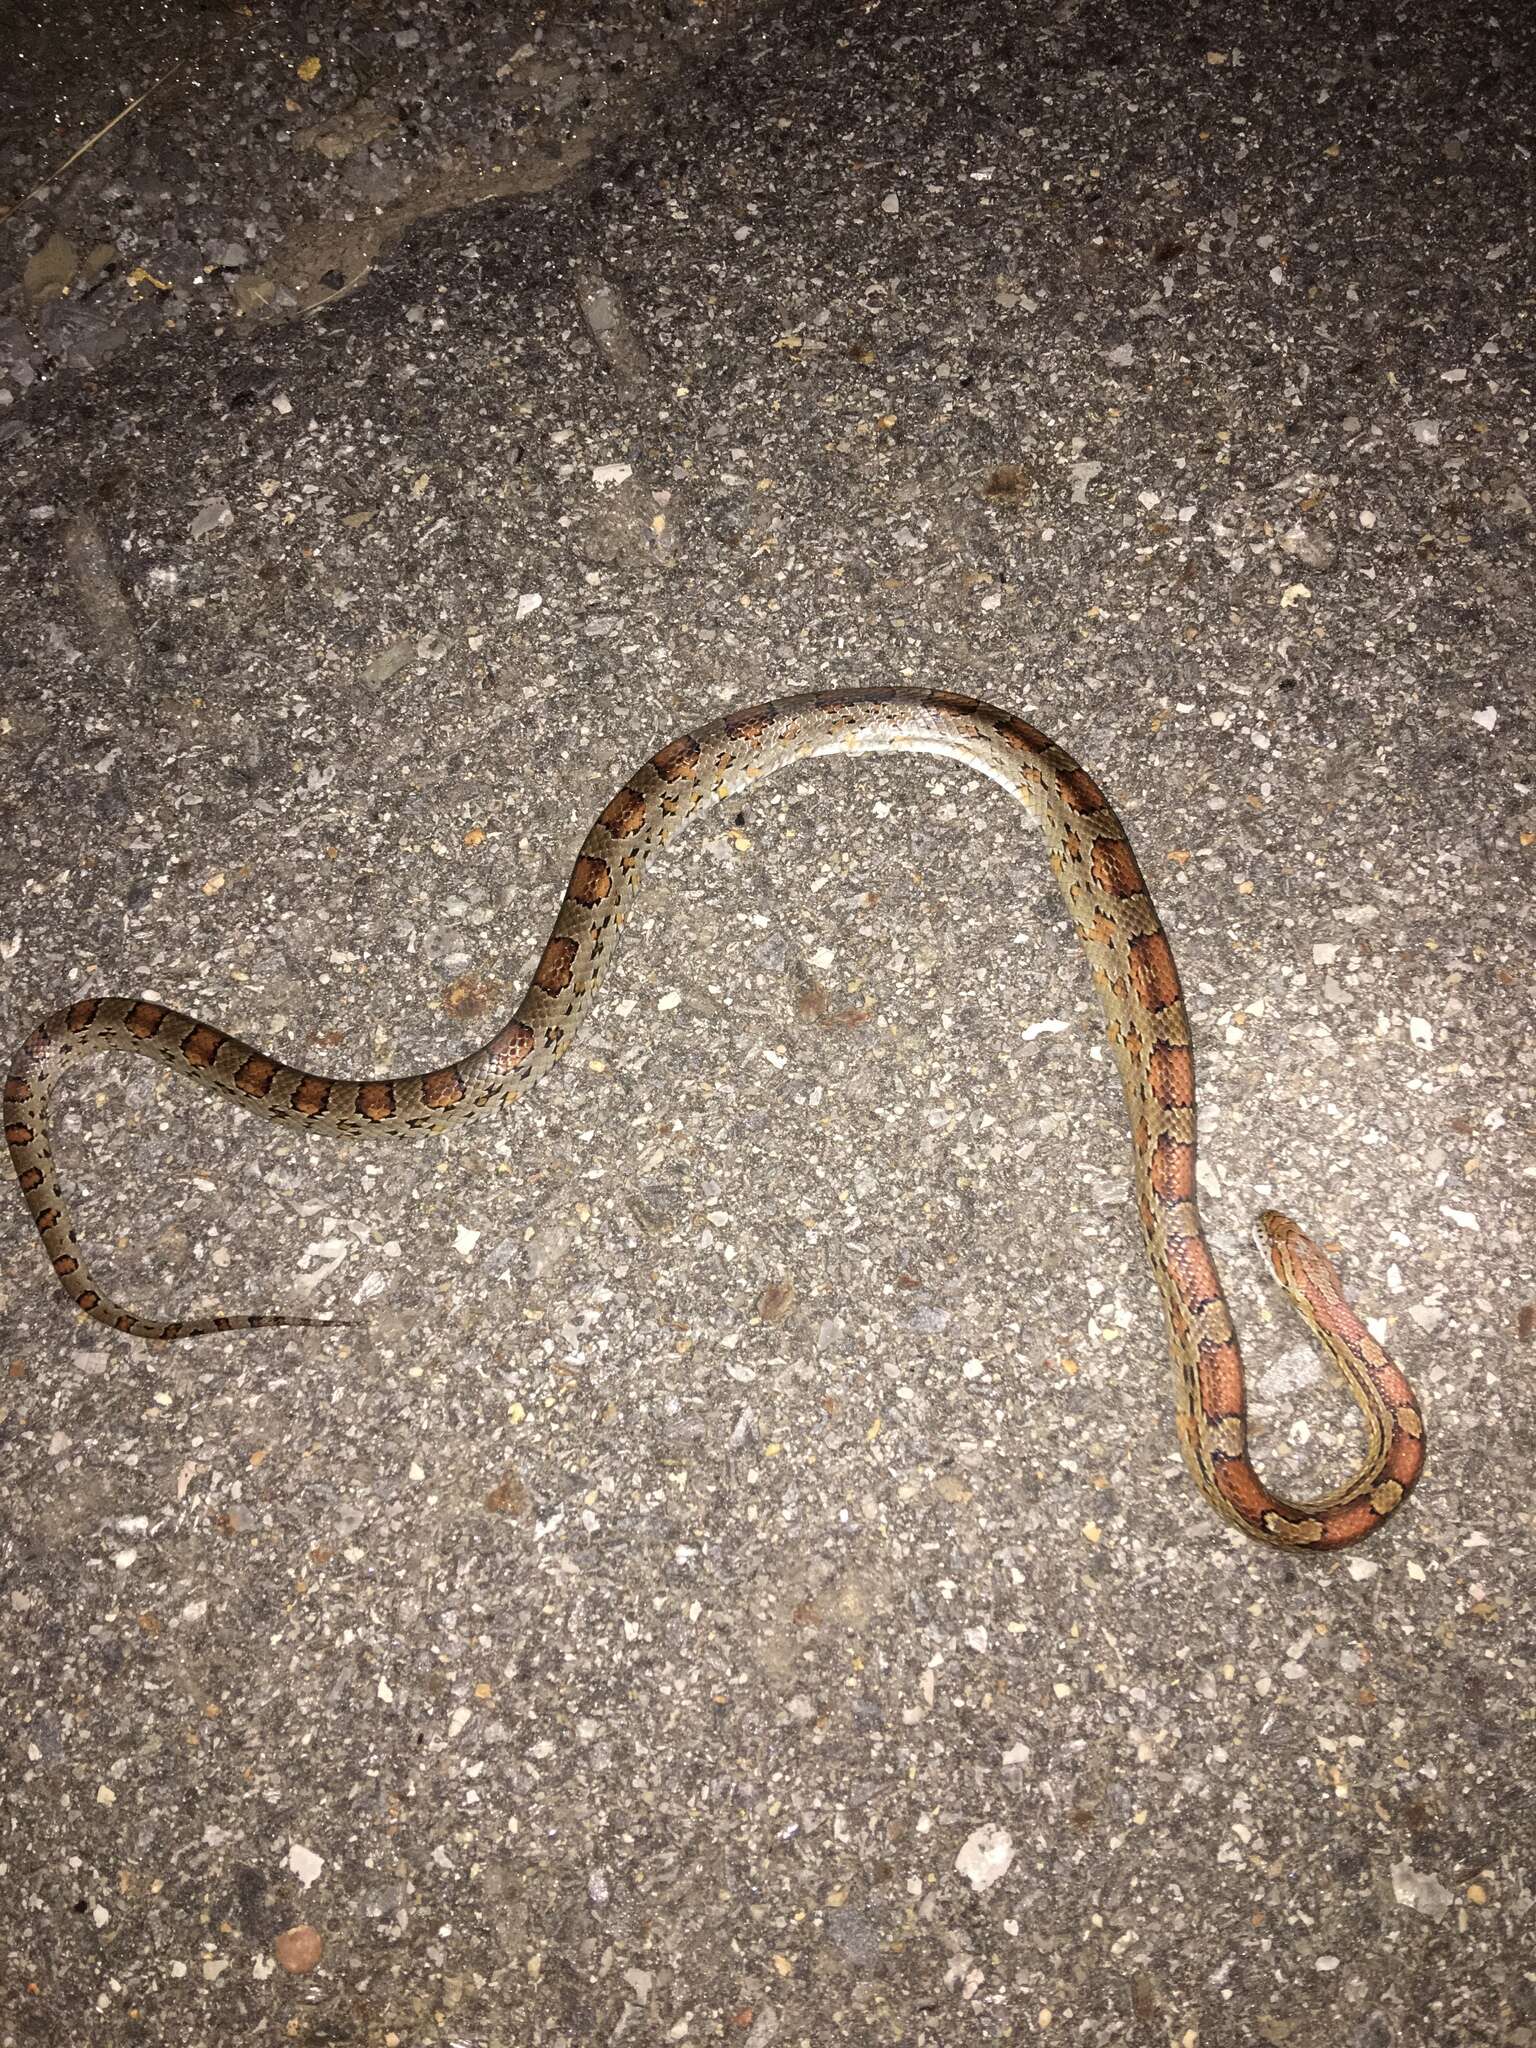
[5,688,1425,1547]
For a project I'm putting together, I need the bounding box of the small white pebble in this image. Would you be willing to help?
[955,1823,1014,1893]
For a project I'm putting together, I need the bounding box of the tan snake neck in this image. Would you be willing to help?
[5,687,1425,1549]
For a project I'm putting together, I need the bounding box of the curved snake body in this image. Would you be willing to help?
[5,688,1425,1548]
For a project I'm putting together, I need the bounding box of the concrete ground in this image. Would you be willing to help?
[2,1,1533,2042]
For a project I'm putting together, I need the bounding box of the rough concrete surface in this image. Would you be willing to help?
[2,1,1534,2042]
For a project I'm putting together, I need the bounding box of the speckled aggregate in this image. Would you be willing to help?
[2,2,1533,2043]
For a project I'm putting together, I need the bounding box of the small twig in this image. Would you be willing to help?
[1,63,185,225]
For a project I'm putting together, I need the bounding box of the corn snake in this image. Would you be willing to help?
[4,686,1425,1548]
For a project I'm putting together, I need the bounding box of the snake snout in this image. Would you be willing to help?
[1251,1208,1300,1275]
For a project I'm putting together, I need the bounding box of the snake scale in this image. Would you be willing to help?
[6,686,1424,1548]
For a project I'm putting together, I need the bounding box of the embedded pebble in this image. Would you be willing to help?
[274,1924,324,1973]
[955,1824,1015,1894]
